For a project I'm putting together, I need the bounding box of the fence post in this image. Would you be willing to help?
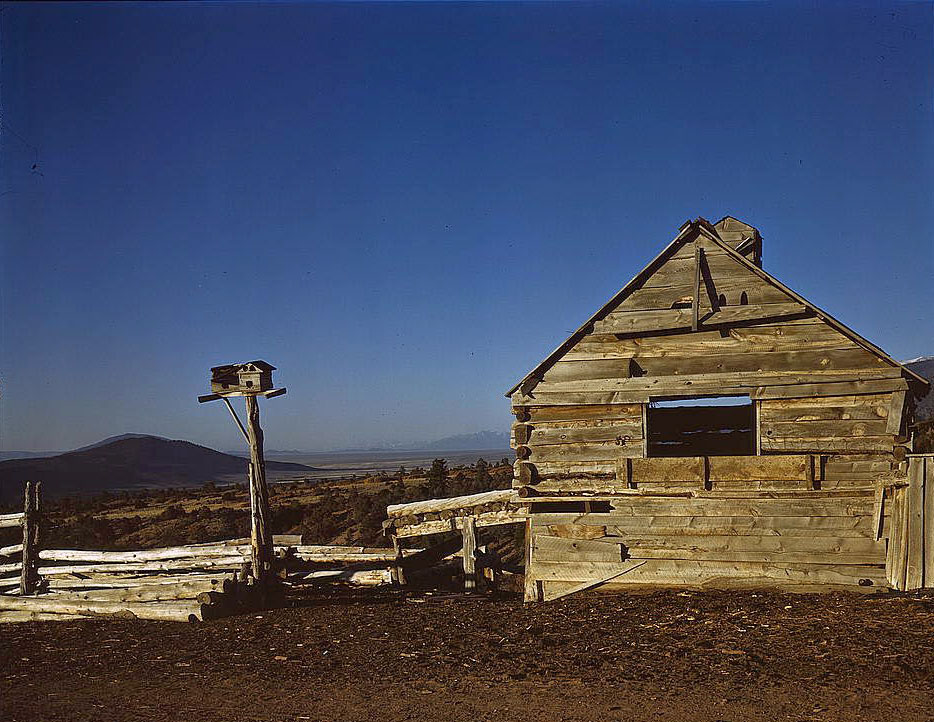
[20,481,40,595]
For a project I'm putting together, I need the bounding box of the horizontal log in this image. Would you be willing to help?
[0,596,207,622]
[543,359,632,383]
[0,611,96,623]
[31,581,227,603]
[531,533,886,565]
[761,436,895,453]
[531,460,619,477]
[617,278,789,311]
[527,423,643,446]
[0,543,23,557]
[762,420,889,438]
[530,558,887,587]
[43,573,234,591]
[289,569,392,586]
[38,545,252,563]
[759,405,890,422]
[707,455,810,482]
[292,547,401,563]
[593,303,810,335]
[525,404,643,422]
[387,489,514,518]
[0,513,23,529]
[531,513,876,537]
[631,457,705,483]
[567,320,855,360]
[538,497,875,517]
[39,556,247,576]
[630,348,886,378]
[393,509,526,538]
[513,377,908,406]
[0,562,22,574]
[528,441,641,463]
[536,368,903,394]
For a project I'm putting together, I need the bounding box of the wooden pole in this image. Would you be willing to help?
[461,516,477,593]
[245,395,273,584]
[19,481,40,595]
[692,245,702,331]
[391,535,407,586]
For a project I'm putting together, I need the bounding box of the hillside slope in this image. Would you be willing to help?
[0,436,317,501]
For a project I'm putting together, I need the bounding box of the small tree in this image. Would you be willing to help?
[427,458,448,496]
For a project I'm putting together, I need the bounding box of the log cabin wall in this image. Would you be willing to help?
[508,217,927,600]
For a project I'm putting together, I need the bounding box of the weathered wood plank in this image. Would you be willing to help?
[760,436,895,453]
[631,457,705,483]
[393,509,526,538]
[707,455,810,482]
[924,457,934,588]
[527,423,643,446]
[567,320,857,360]
[533,535,623,563]
[760,403,890,422]
[762,420,889,438]
[886,391,907,435]
[531,559,887,587]
[529,513,877,537]
[525,404,643,422]
[527,441,642,463]
[540,562,648,602]
[543,359,633,383]
[537,368,903,394]
[593,303,810,335]
[905,458,924,590]
[630,348,886,378]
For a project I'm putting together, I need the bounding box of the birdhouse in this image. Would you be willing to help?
[210,361,276,394]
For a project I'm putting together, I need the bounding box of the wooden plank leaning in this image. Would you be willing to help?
[541,561,648,602]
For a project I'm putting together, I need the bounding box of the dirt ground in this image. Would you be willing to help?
[2,588,933,722]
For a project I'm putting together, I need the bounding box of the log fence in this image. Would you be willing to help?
[0,482,406,623]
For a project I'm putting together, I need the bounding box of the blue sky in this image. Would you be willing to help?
[1,1,932,452]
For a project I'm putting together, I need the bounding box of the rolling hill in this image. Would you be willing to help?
[0,435,318,502]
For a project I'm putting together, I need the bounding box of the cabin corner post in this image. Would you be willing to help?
[20,481,41,595]
[245,395,273,584]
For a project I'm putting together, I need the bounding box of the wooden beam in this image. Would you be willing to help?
[461,516,477,592]
[592,303,810,335]
[886,391,907,435]
[245,396,273,584]
[692,245,701,331]
[222,397,250,444]
[20,482,40,596]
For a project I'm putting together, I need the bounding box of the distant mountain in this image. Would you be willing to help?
[905,356,934,421]
[0,450,59,462]
[0,435,319,502]
[421,430,510,450]
[70,433,169,453]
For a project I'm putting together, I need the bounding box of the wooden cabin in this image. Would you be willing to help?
[210,361,275,394]
[507,216,932,601]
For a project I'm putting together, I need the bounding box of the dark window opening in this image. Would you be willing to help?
[671,297,693,309]
[646,396,755,457]
[740,291,749,305]
[718,293,727,307]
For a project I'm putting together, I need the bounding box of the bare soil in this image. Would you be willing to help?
[2,588,933,722]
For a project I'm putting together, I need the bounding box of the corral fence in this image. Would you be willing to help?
[0,481,408,623]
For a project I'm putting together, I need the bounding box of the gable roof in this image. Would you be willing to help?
[505,218,928,397]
